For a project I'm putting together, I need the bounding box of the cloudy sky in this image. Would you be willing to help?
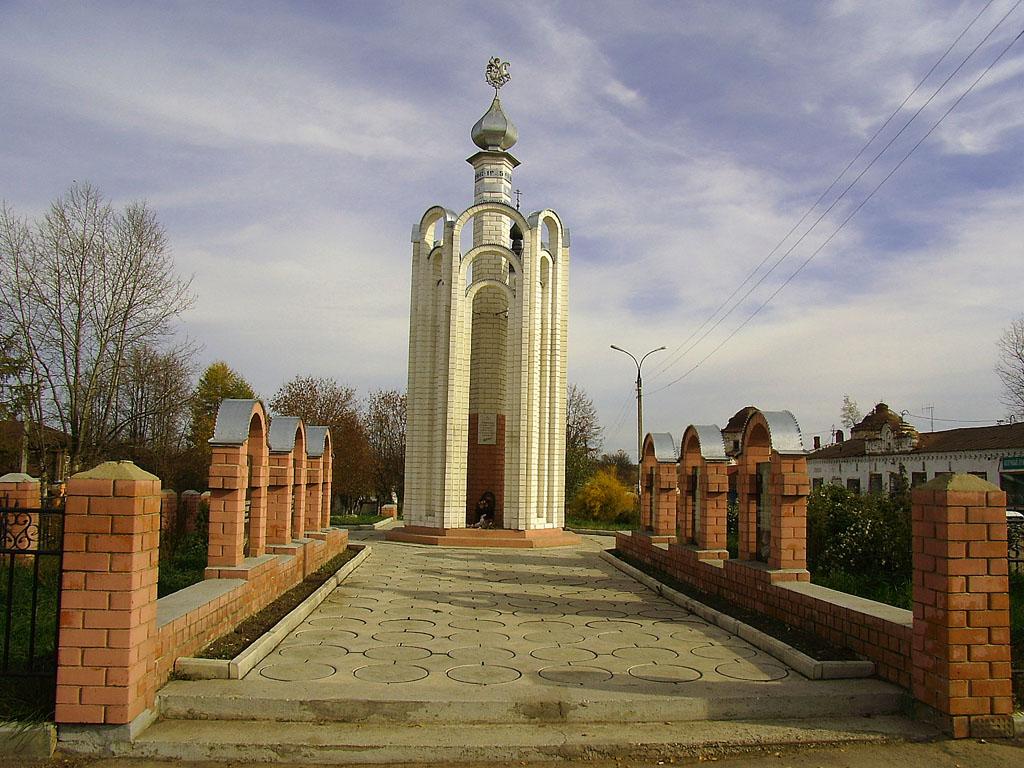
[2,0,1022,454]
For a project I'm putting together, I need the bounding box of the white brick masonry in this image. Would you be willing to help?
[403,144,569,531]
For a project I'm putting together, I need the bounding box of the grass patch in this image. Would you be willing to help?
[565,516,635,531]
[811,570,913,610]
[331,513,386,526]
[198,547,359,660]
[158,531,207,598]
[0,556,61,721]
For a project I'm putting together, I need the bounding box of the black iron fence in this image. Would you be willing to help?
[1010,516,1023,573]
[0,501,64,719]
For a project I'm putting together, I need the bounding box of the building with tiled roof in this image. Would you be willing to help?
[807,403,1024,509]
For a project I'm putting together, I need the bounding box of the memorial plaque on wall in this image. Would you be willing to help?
[478,413,497,445]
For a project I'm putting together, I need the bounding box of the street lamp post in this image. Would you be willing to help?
[610,344,666,501]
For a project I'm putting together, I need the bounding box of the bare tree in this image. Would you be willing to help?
[365,389,406,505]
[110,344,197,484]
[0,183,194,476]
[996,315,1024,420]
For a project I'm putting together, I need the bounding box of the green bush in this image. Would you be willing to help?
[807,483,911,579]
[569,467,637,524]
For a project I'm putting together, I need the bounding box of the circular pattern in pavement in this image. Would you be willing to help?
[353,663,429,683]
[530,646,598,663]
[364,645,432,661]
[259,661,336,681]
[523,629,585,644]
[715,660,788,682]
[517,619,574,631]
[277,644,350,662]
[448,606,502,619]
[447,646,515,663]
[446,664,522,685]
[595,629,659,645]
[447,630,511,645]
[291,629,358,644]
[670,625,733,642]
[371,630,435,645]
[585,619,641,631]
[379,618,436,632]
[307,617,367,631]
[537,665,613,685]
[689,643,757,660]
[611,646,680,663]
[448,617,506,632]
[627,664,702,683]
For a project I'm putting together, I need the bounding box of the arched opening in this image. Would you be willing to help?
[465,281,510,528]
[244,412,265,558]
[291,426,306,540]
[743,421,772,562]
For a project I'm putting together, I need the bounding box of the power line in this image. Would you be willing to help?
[648,22,1024,396]
[903,412,1003,425]
[649,0,1016,383]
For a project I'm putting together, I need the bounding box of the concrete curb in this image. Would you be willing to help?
[565,527,623,537]
[0,722,56,757]
[175,545,372,680]
[333,518,396,531]
[599,550,875,681]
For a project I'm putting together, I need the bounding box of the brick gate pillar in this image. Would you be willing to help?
[56,461,160,734]
[911,474,1013,738]
[768,452,809,571]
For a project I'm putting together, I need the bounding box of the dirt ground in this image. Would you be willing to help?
[5,737,1023,768]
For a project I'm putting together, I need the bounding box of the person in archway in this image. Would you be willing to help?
[471,491,496,528]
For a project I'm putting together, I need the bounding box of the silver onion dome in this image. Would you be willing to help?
[471,96,518,152]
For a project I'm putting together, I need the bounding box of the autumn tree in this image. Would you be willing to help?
[269,375,372,512]
[365,389,406,506]
[0,182,194,476]
[565,383,602,507]
[996,315,1024,419]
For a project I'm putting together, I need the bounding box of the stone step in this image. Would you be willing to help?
[156,679,907,724]
[125,716,938,763]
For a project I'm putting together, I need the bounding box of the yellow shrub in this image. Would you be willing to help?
[569,467,637,524]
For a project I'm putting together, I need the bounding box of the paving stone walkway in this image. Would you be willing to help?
[248,534,793,692]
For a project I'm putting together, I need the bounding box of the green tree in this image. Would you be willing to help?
[190,361,256,448]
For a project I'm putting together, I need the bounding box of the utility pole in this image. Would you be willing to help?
[610,344,666,500]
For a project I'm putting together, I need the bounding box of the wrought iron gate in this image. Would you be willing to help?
[0,500,64,718]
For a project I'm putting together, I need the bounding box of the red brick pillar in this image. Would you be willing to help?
[911,474,1013,738]
[56,461,160,727]
[180,490,200,533]
[266,451,293,546]
[699,462,729,555]
[159,489,177,536]
[652,462,677,536]
[768,453,809,570]
[207,445,246,568]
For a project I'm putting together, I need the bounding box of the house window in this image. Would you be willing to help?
[846,478,861,494]
[969,471,988,482]
[868,474,883,494]
[812,477,823,490]
[911,472,927,487]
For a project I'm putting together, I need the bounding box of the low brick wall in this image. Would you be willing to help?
[615,532,913,688]
[155,529,347,685]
